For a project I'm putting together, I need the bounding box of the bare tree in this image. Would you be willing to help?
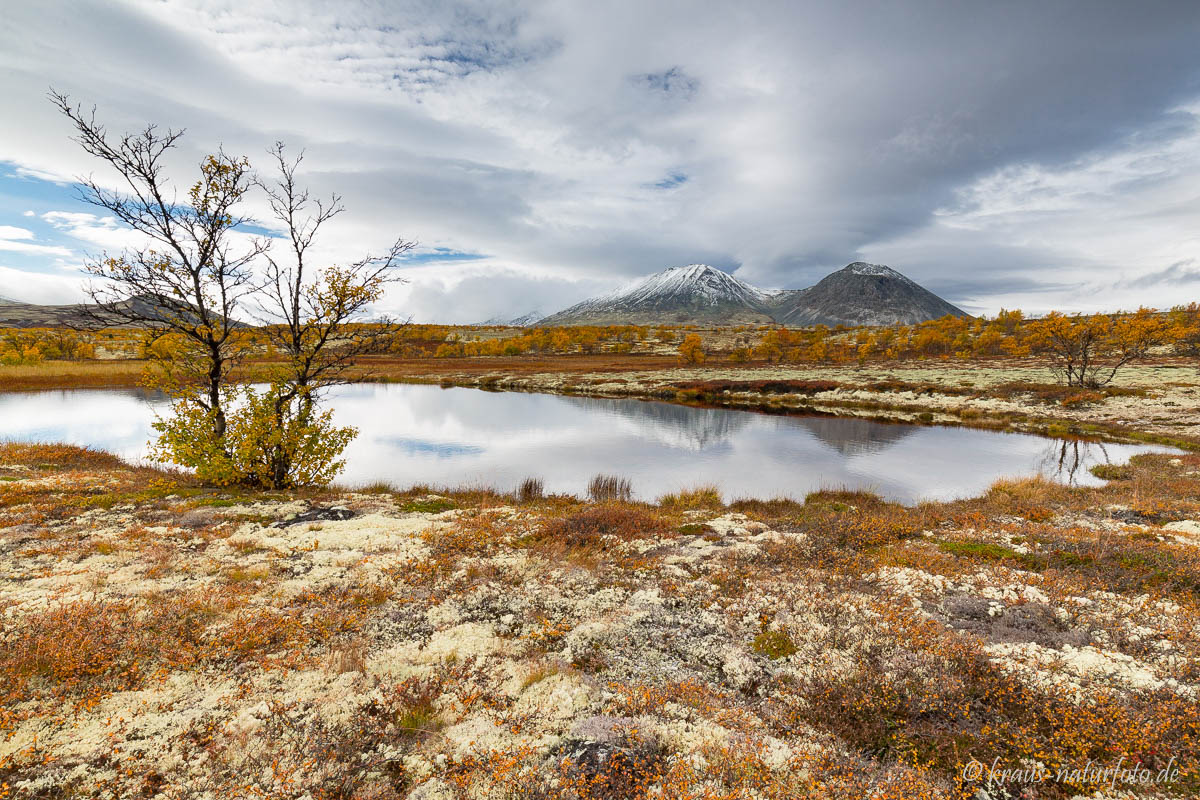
[251,143,415,486]
[51,90,264,439]
[255,142,414,400]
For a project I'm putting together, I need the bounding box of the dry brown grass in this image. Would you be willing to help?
[657,484,722,510]
[0,359,152,390]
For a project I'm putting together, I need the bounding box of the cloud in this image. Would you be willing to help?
[632,67,699,100]
[1122,259,1200,289]
[13,164,72,184]
[42,210,147,252]
[0,224,75,257]
[0,226,34,241]
[0,0,1198,318]
[0,264,88,304]
[386,262,609,324]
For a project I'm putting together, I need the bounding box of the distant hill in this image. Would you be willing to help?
[539,264,776,326]
[0,294,245,329]
[538,262,968,327]
[771,262,969,327]
[479,310,544,327]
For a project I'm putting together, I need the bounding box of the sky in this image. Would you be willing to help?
[1,0,1199,322]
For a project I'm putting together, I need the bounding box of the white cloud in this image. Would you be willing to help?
[41,210,147,251]
[0,264,88,304]
[13,164,72,184]
[0,223,74,257]
[0,225,34,241]
[1,0,1198,317]
[862,106,1200,313]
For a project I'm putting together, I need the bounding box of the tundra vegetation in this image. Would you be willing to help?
[6,304,1195,382]
[2,441,1200,798]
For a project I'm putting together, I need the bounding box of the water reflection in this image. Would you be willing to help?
[562,397,754,451]
[787,416,916,457]
[0,384,1179,504]
[1036,438,1113,485]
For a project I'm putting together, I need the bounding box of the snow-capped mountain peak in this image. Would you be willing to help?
[539,264,775,326]
[841,262,907,279]
[597,264,770,306]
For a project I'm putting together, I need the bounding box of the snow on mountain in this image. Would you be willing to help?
[479,310,543,327]
[841,262,905,278]
[593,264,771,308]
[539,264,775,325]
[539,261,969,327]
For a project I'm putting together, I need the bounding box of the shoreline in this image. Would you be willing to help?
[4,355,1199,452]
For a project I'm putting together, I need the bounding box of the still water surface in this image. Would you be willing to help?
[0,384,1179,503]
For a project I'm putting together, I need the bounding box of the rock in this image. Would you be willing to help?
[271,505,356,527]
[549,736,661,786]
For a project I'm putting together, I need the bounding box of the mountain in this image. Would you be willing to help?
[771,262,969,327]
[539,264,776,326]
[537,261,968,327]
[479,310,543,327]
[0,295,23,305]
[0,294,245,329]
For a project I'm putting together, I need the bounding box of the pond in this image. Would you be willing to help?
[0,383,1180,503]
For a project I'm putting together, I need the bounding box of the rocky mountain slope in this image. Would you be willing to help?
[539,264,776,326]
[772,262,969,327]
[540,262,967,327]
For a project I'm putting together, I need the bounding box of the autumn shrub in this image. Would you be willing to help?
[535,506,669,550]
[792,607,1200,798]
[983,477,1063,522]
[551,732,667,800]
[677,333,706,364]
[751,629,797,660]
[151,383,356,488]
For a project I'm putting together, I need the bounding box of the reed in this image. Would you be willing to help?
[587,473,633,502]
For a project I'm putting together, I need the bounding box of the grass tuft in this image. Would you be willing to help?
[658,484,722,510]
[517,476,544,502]
[588,474,633,503]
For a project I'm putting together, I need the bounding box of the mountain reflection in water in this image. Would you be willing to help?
[0,383,1179,503]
